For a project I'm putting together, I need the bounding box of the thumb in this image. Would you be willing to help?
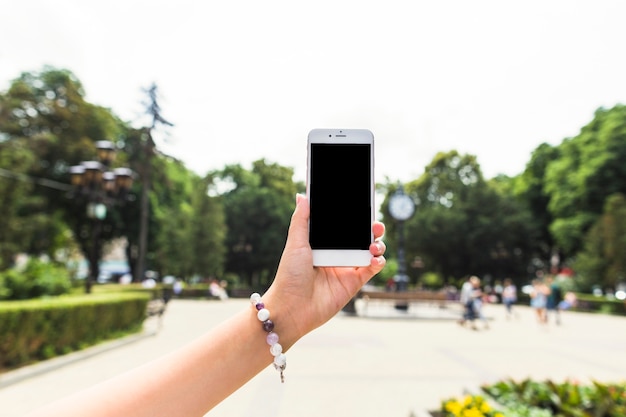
[285,193,310,250]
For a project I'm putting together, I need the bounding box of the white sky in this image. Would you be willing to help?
[2,0,626,184]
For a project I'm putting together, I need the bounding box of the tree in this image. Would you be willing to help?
[574,193,626,292]
[545,105,626,258]
[0,67,127,275]
[133,83,174,282]
[215,160,301,289]
[0,138,37,267]
[189,175,227,279]
[382,151,534,286]
[513,142,561,272]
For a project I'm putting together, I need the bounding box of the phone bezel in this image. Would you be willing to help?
[306,128,375,267]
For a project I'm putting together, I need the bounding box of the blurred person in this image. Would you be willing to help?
[458,276,476,327]
[23,194,386,417]
[209,279,228,300]
[559,291,577,310]
[471,277,489,330]
[546,275,563,325]
[501,278,517,319]
[173,278,184,296]
[458,276,486,330]
[530,278,550,324]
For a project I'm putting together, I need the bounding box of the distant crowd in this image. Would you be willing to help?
[456,274,577,330]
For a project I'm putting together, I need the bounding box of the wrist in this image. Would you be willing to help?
[261,289,308,351]
[249,292,294,383]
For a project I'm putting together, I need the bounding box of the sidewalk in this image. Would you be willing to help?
[1,298,625,417]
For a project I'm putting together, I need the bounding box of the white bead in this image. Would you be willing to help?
[270,343,283,356]
[257,308,270,322]
[274,353,286,367]
[250,293,261,305]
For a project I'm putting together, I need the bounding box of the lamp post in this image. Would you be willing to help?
[388,184,415,293]
[69,140,133,294]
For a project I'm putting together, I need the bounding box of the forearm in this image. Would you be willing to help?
[27,301,298,417]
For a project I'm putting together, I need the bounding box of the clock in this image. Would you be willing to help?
[389,193,415,221]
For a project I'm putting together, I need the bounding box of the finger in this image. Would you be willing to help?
[357,255,386,281]
[369,240,386,257]
[373,221,385,240]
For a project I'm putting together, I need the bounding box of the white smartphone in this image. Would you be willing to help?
[306,128,375,267]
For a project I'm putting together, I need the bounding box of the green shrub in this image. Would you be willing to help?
[572,294,626,316]
[0,292,150,370]
[439,379,626,416]
[480,379,626,416]
[0,259,71,300]
[421,271,444,289]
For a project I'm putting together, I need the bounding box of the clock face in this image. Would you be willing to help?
[389,194,415,221]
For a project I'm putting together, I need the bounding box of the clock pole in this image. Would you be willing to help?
[388,183,415,308]
[394,186,409,293]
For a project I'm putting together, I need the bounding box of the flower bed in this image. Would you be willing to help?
[435,379,626,417]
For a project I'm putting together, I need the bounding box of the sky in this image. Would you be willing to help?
[2,0,626,185]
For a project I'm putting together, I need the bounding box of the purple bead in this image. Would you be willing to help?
[262,319,274,332]
[255,302,265,311]
[266,332,279,345]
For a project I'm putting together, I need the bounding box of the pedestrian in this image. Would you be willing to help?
[530,278,550,324]
[458,276,476,327]
[23,194,386,417]
[209,278,229,300]
[471,277,489,330]
[173,278,184,297]
[501,278,517,319]
[546,276,563,325]
[458,276,485,330]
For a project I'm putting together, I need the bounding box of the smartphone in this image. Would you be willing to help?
[306,128,375,267]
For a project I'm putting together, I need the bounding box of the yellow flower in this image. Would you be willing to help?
[480,401,492,413]
[444,399,462,415]
[461,407,482,417]
[463,395,473,406]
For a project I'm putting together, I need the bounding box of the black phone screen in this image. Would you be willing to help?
[309,143,372,250]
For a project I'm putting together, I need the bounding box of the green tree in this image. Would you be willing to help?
[148,157,196,279]
[513,142,561,271]
[0,138,37,267]
[215,160,300,288]
[574,193,626,292]
[382,151,533,285]
[545,105,626,258]
[0,67,127,275]
[189,175,226,279]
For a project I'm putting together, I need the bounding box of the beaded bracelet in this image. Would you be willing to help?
[250,292,286,383]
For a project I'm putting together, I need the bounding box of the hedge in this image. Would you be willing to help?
[0,292,150,370]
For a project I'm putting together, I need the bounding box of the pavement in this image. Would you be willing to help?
[1,298,625,417]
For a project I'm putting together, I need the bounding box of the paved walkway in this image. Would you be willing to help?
[1,298,625,417]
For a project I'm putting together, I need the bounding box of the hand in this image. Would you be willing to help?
[264,194,386,348]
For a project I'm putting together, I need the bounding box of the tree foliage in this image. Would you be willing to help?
[545,106,626,257]
[0,68,229,288]
[382,151,534,285]
[0,67,127,275]
[3,66,626,295]
[574,193,626,292]
[214,159,302,289]
[513,143,561,269]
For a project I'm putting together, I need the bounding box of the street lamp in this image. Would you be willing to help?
[69,140,134,293]
[388,184,415,292]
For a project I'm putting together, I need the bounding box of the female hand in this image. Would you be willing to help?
[264,194,386,348]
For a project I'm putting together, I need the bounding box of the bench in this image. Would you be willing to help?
[356,290,457,314]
